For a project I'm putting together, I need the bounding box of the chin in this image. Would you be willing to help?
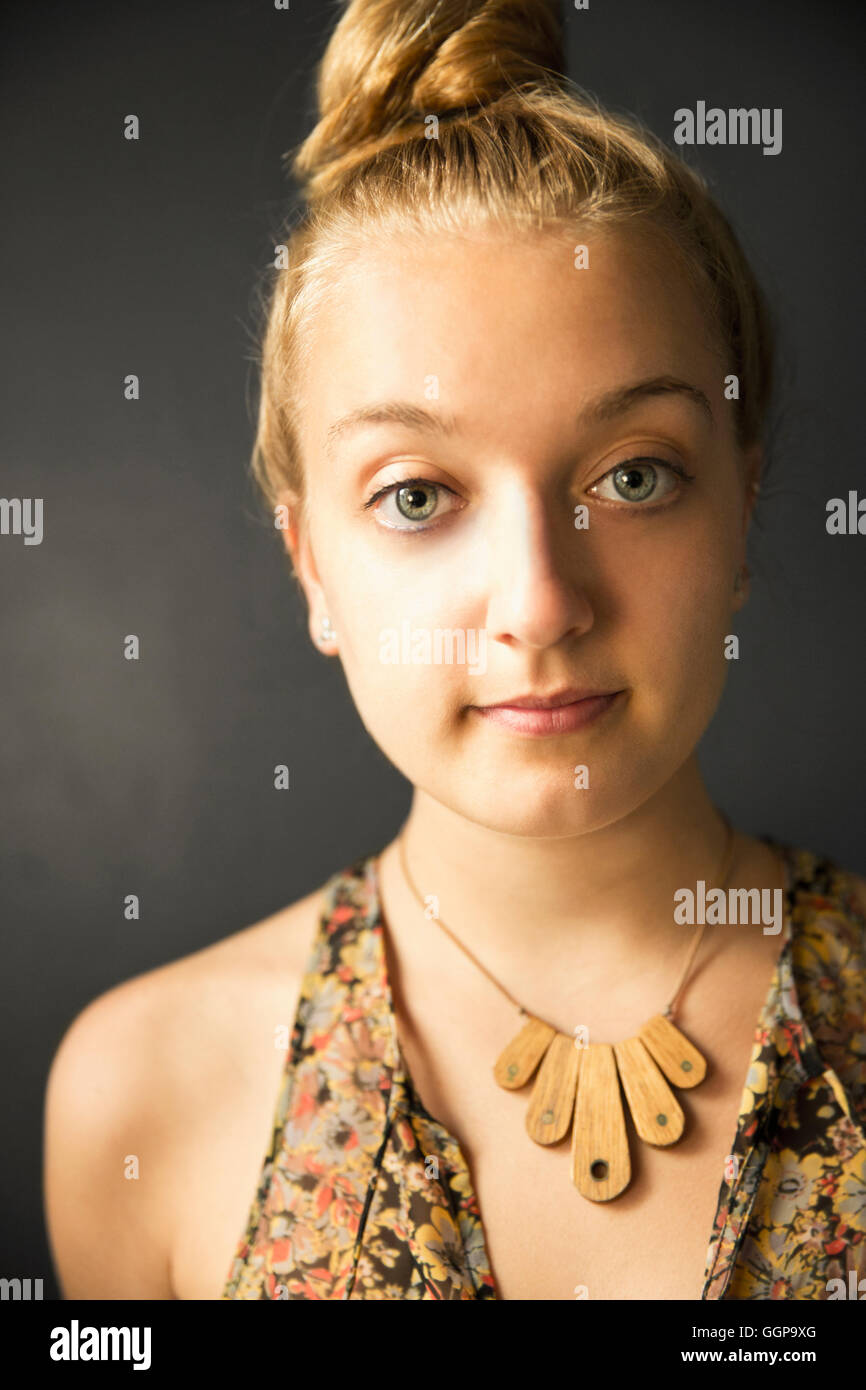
[419,769,659,841]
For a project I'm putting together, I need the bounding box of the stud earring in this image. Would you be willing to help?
[320,615,336,645]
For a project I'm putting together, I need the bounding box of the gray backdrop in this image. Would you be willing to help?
[1,0,863,1298]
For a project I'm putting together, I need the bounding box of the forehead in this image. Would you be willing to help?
[297,222,724,463]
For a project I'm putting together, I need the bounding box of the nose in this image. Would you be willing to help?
[482,483,594,650]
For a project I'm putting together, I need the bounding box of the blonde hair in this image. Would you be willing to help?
[249,0,774,515]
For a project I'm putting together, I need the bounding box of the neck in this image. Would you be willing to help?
[394,757,736,1013]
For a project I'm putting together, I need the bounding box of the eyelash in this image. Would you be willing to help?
[589,457,696,505]
[362,459,696,532]
[362,475,459,534]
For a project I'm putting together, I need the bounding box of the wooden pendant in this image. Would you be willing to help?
[571,1043,631,1201]
[526,1031,581,1144]
[638,1013,706,1088]
[613,1036,683,1145]
[493,1015,556,1089]
[493,1009,708,1202]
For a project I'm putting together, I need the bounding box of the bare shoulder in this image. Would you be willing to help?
[44,883,325,1299]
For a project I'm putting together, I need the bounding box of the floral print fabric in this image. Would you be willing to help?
[221,841,866,1300]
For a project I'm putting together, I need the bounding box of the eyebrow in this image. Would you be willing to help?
[324,374,714,458]
[588,375,714,427]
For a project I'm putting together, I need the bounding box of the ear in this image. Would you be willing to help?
[741,442,763,532]
[732,443,762,613]
[276,490,337,654]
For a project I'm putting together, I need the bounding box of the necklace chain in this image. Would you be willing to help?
[397,818,737,1035]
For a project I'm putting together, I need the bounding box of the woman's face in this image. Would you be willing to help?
[286,223,759,836]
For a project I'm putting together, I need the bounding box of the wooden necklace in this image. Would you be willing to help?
[398,821,736,1202]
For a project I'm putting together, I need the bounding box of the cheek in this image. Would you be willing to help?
[608,523,734,713]
[320,522,478,672]
[339,639,467,789]
[319,552,473,756]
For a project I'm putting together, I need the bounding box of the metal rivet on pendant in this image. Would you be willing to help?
[507,1063,518,1079]
[590,1159,609,1181]
[681,1059,693,1072]
[541,1108,554,1124]
[657,1113,668,1125]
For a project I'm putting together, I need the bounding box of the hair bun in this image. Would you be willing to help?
[293,0,566,202]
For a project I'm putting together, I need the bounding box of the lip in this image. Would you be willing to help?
[470,689,626,736]
[478,687,613,709]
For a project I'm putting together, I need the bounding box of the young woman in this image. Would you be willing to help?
[44,0,865,1301]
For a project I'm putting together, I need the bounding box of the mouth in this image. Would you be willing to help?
[468,687,627,737]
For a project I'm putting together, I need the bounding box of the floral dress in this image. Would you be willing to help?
[221,841,866,1300]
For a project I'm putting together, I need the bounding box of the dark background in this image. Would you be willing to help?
[1,0,863,1299]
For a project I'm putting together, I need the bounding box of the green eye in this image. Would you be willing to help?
[587,456,693,507]
[612,463,658,502]
[364,475,461,532]
[396,484,438,521]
